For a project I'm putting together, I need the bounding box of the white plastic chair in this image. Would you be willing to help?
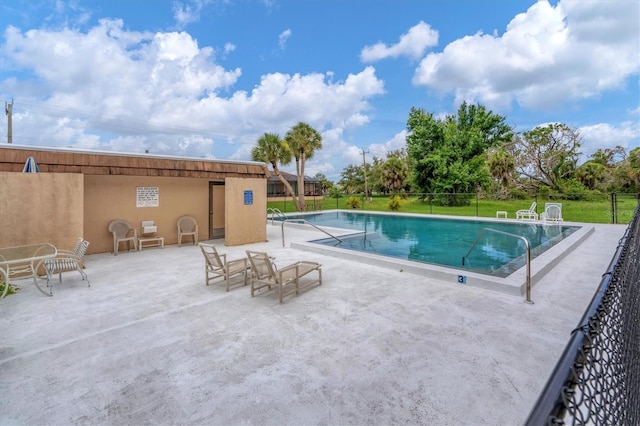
[542,203,564,223]
[177,216,198,246]
[108,220,137,255]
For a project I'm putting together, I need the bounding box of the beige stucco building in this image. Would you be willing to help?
[0,145,269,254]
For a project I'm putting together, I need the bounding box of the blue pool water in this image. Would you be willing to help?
[284,211,580,277]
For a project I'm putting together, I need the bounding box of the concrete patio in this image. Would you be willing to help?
[0,222,627,425]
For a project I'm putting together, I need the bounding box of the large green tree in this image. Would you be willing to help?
[577,146,628,192]
[366,156,384,195]
[338,164,364,194]
[508,123,581,191]
[314,172,334,194]
[284,122,323,211]
[406,102,513,205]
[615,147,640,192]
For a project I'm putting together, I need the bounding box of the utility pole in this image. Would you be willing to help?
[5,99,13,144]
[361,148,369,202]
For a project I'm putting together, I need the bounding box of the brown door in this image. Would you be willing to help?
[209,182,225,239]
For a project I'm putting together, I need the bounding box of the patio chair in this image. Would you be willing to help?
[44,237,90,293]
[516,202,538,221]
[177,216,198,247]
[246,250,322,304]
[199,243,248,291]
[108,219,137,255]
[541,203,564,223]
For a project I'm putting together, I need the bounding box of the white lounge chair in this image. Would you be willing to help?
[44,237,90,293]
[516,202,538,221]
[542,203,564,223]
[246,250,322,304]
[199,243,248,291]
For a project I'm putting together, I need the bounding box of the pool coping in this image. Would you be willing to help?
[280,210,595,299]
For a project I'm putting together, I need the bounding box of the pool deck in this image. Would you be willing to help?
[0,221,627,425]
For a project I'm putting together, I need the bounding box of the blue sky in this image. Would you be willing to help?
[1,0,638,181]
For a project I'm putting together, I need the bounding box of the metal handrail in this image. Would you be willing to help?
[267,207,287,225]
[462,227,533,304]
[281,218,342,247]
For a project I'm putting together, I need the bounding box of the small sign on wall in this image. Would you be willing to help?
[244,190,253,205]
[137,186,159,207]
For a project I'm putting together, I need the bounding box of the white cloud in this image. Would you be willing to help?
[172,0,212,29]
[0,20,385,165]
[304,161,335,178]
[224,66,384,134]
[368,130,408,158]
[343,145,364,166]
[173,2,197,28]
[361,21,438,62]
[412,0,640,110]
[223,42,235,54]
[578,121,640,161]
[278,29,291,50]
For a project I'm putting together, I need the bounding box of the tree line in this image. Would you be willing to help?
[253,103,639,211]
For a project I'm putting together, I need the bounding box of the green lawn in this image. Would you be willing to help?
[268,195,639,224]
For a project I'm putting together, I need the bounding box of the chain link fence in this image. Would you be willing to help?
[526,201,640,425]
[273,192,639,224]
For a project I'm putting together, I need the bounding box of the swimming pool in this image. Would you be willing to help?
[285,211,578,276]
[279,210,592,296]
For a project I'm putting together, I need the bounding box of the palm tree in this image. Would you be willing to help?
[576,161,607,190]
[381,156,408,192]
[487,148,515,186]
[284,122,322,211]
[251,132,297,200]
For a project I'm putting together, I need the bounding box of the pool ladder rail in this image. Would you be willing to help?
[266,208,342,246]
[267,207,287,225]
[462,227,533,304]
[279,218,342,247]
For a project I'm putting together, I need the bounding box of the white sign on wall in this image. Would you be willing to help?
[136,186,159,207]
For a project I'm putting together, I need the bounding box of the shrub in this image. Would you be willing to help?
[433,192,472,206]
[346,196,361,209]
[328,187,342,199]
[0,281,18,297]
[560,179,590,200]
[509,187,529,200]
[388,195,402,211]
[537,185,551,200]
